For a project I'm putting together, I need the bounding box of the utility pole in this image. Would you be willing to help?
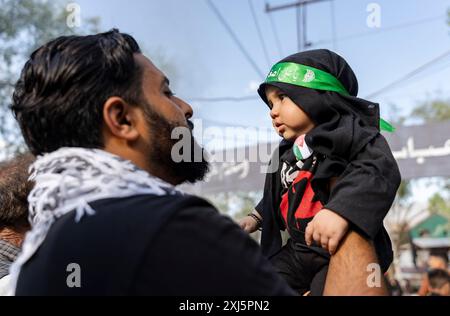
[266,0,332,52]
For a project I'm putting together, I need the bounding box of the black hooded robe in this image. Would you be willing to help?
[255,49,401,273]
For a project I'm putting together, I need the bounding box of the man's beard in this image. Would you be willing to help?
[143,106,209,185]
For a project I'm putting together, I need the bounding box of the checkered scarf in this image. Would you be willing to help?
[9,147,180,294]
[0,240,20,280]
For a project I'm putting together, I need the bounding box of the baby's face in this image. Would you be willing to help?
[265,85,315,141]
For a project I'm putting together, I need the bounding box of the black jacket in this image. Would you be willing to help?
[256,133,401,272]
[16,194,294,296]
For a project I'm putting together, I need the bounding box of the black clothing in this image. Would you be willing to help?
[258,49,399,210]
[16,194,295,296]
[256,133,400,273]
[269,239,329,296]
[255,49,401,294]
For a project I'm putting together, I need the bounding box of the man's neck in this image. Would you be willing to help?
[0,227,26,248]
[102,146,182,186]
[146,165,183,186]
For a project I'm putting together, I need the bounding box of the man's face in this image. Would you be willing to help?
[428,256,447,270]
[134,54,209,184]
[136,54,191,130]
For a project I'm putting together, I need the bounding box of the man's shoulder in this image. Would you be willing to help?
[90,192,214,219]
[48,192,218,245]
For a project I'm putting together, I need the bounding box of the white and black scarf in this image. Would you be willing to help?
[9,147,180,294]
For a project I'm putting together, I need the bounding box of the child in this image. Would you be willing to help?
[239,49,401,295]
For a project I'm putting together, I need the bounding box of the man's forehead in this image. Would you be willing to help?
[135,53,167,85]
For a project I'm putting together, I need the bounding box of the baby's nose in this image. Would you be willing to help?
[270,107,279,119]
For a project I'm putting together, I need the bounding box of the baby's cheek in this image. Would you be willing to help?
[287,109,309,128]
[283,132,298,142]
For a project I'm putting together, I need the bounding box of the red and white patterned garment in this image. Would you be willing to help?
[278,152,323,242]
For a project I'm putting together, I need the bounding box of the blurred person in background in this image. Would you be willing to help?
[0,153,34,295]
[427,269,450,296]
[418,251,449,296]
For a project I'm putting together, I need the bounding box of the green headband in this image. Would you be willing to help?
[265,62,395,132]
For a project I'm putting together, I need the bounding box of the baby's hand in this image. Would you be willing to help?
[238,214,260,234]
[305,209,349,255]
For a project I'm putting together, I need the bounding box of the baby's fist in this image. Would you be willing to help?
[305,209,349,255]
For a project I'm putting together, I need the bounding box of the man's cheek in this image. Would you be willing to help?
[167,102,188,123]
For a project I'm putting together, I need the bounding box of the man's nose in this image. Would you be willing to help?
[176,97,193,120]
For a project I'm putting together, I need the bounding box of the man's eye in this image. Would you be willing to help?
[164,90,175,97]
[279,94,286,100]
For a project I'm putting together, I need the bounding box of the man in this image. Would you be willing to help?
[0,153,34,295]
[10,29,294,295]
[418,252,449,296]
[427,269,450,296]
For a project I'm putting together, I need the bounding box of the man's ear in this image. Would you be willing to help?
[102,97,140,141]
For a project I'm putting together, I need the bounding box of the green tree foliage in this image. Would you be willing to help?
[410,99,450,124]
[0,0,99,157]
[447,7,450,26]
[428,193,450,218]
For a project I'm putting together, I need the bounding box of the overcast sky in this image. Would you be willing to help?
[72,0,450,130]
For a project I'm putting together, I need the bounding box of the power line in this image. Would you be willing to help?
[187,53,450,104]
[248,0,271,68]
[266,2,283,59]
[312,14,446,47]
[373,61,450,99]
[380,88,450,101]
[403,58,450,83]
[187,51,450,103]
[297,3,303,50]
[191,118,277,145]
[194,7,449,104]
[265,0,330,12]
[186,95,259,103]
[201,118,273,131]
[302,4,308,49]
[330,0,337,50]
[365,49,450,99]
[0,80,14,88]
[265,0,332,51]
[206,0,265,79]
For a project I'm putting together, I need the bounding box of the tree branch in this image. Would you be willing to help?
[0,80,14,88]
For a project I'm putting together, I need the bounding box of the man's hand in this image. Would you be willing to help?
[305,208,349,255]
[238,213,261,234]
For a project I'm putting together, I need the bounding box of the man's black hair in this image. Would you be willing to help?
[428,269,450,290]
[0,153,35,228]
[11,29,143,155]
